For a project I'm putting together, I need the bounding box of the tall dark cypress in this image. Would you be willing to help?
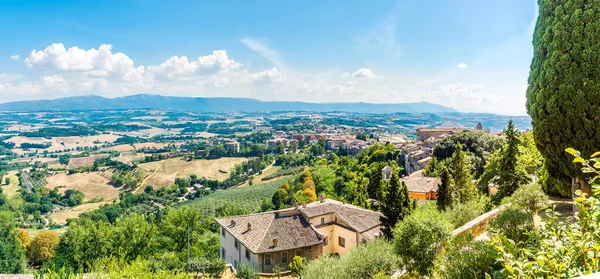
[380,172,413,239]
[526,0,600,196]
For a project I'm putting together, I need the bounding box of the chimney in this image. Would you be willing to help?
[273,239,278,247]
[247,223,251,231]
[320,194,326,203]
[302,201,307,208]
[230,220,236,227]
[294,202,299,210]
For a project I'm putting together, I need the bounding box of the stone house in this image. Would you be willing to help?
[215,198,382,274]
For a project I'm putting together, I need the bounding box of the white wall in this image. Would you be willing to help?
[332,225,358,256]
[220,227,259,269]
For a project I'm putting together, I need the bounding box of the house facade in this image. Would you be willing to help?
[215,198,382,274]
[401,175,440,200]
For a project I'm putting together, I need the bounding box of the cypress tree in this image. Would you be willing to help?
[526,0,600,196]
[496,120,530,199]
[437,166,453,211]
[450,143,476,203]
[0,211,25,273]
[380,172,413,239]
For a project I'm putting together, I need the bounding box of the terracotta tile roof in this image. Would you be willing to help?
[402,176,440,193]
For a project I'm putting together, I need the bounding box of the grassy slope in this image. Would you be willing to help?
[1,171,20,198]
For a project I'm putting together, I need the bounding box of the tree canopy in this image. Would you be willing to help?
[526,0,600,195]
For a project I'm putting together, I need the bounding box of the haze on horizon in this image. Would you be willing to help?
[0,0,536,115]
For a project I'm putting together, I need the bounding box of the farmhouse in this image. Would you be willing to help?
[215,197,382,274]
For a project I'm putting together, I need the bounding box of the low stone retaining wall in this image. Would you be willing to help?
[451,205,508,238]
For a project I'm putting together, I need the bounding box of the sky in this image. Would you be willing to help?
[0,0,537,115]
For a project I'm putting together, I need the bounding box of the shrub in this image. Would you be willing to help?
[186,257,225,278]
[435,240,499,279]
[289,255,308,276]
[236,263,258,279]
[508,183,549,217]
[489,208,534,243]
[394,205,452,275]
[442,199,484,229]
[148,252,183,271]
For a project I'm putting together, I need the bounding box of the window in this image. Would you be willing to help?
[221,228,226,237]
[281,251,288,263]
[234,239,239,249]
[265,254,271,265]
[245,249,251,260]
[222,247,226,259]
[321,217,325,225]
[338,236,346,248]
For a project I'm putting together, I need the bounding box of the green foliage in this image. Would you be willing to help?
[435,240,499,279]
[490,208,534,243]
[393,205,452,275]
[491,150,600,278]
[236,263,259,279]
[436,166,453,210]
[449,143,477,203]
[379,172,413,239]
[433,130,501,177]
[442,199,485,229]
[507,183,549,216]
[0,211,25,273]
[38,257,195,278]
[289,255,308,276]
[302,239,400,279]
[526,0,600,195]
[186,257,225,278]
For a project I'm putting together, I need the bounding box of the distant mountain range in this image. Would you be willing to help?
[0,94,458,113]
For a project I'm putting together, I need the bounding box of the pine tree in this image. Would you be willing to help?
[437,166,453,211]
[379,173,413,239]
[496,120,530,199]
[353,179,370,209]
[450,143,476,203]
[526,0,600,196]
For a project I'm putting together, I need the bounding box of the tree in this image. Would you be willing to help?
[394,205,452,276]
[449,143,476,203]
[495,120,530,199]
[509,183,549,219]
[29,231,60,264]
[0,211,25,273]
[289,141,298,154]
[276,142,285,155]
[379,173,413,239]
[436,166,453,211]
[15,228,30,252]
[526,0,600,196]
[433,131,501,177]
[4,177,9,185]
[302,188,317,202]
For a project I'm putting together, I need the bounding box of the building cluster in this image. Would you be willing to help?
[324,135,374,155]
[224,140,240,153]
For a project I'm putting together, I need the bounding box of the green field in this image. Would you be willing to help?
[180,177,294,216]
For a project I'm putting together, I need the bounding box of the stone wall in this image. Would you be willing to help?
[451,205,507,238]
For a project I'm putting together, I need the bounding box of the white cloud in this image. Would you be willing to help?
[240,38,283,66]
[457,62,467,69]
[10,55,20,61]
[355,9,401,57]
[25,43,144,82]
[341,68,381,79]
[148,51,242,79]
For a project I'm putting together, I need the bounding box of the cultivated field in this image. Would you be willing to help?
[46,172,119,201]
[139,157,247,188]
[7,134,121,152]
[179,177,292,216]
[111,152,150,164]
[1,171,20,198]
[133,142,167,149]
[103,144,135,152]
[50,201,111,225]
[68,154,109,169]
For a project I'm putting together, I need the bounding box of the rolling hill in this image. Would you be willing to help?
[0,94,457,113]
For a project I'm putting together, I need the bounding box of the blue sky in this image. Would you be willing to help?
[0,0,537,115]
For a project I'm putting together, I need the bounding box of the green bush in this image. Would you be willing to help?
[186,257,225,277]
[435,240,499,279]
[394,205,452,275]
[442,199,484,229]
[236,263,258,279]
[489,208,534,242]
[289,255,308,277]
